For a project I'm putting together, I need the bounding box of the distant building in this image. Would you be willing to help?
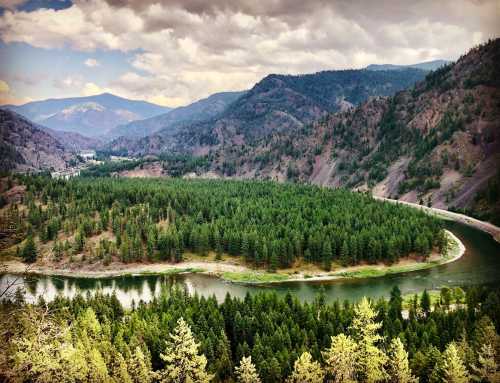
[110,155,133,162]
[51,169,81,180]
[79,150,96,161]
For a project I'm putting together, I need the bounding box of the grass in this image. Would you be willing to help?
[402,290,442,309]
[129,267,205,277]
[221,271,290,283]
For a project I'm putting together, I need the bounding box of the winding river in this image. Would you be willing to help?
[1,221,499,307]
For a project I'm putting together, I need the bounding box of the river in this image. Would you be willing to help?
[1,221,499,307]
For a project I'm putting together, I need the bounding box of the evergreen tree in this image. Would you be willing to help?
[350,297,388,382]
[287,351,324,383]
[322,334,358,383]
[235,356,261,383]
[440,343,469,383]
[387,338,418,383]
[421,290,431,317]
[128,346,153,383]
[471,343,499,382]
[159,318,212,383]
[21,235,37,263]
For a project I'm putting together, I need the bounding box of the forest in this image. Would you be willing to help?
[3,175,445,270]
[1,284,499,382]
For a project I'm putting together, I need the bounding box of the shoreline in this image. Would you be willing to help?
[374,196,500,243]
[2,230,465,284]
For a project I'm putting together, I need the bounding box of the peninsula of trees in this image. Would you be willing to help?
[2,175,446,271]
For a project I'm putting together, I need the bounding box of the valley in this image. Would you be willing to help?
[0,7,499,380]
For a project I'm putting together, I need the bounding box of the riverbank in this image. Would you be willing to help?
[375,196,500,243]
[2,230,465,284]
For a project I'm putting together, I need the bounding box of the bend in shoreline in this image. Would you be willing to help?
[1,229,466,284]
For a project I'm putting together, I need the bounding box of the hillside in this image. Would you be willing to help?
[108,68,427,155]
[108,91,246,139]
[366,60,450,71]
[2,93,170,138]
[45,128,103,151]
[0,110,73,172]
[212,39,499,219]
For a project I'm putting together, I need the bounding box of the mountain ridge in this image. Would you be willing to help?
[0,109,74,172]
[2,93,170,138]
[108,67,428,155]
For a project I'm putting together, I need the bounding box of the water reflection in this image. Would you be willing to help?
[1,221,499,308]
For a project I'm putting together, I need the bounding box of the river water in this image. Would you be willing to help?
[1,221,499,307]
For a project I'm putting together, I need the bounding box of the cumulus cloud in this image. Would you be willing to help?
[0,0,498,106]
[81,82,108,96]
[0,78,32,105]
[0,79,10,93]
[84,58,100,67]
[53,75,84,90]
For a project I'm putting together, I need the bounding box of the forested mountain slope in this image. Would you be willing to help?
[366,59,450,71]
[109,68,426,155]
[108,91,246,139]
[208,39,499,220]
[0,110,73,172]
[45,128,103,151]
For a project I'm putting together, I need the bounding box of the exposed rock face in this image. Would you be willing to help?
[0,110,73,172]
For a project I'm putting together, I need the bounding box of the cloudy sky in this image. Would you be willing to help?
[0,0,498,107]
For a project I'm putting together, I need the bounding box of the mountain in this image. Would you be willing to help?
[0,110,73,171]
[208,39,499,218]
[2,93,170,138]
[45,128,103,151]
[108,91,246,139]
[366,60,450,71]
[109,68,427,155]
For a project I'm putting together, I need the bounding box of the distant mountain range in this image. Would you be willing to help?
[108,91,246,140]
[366,59,450,71]
[1,93,170,138]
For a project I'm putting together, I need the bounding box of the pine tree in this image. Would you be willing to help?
[235,356,261,383]
[109,351,132,383]
[159,318,212,383]
[287,351,324,383]
[322,241,333,271]
[350,297,388,383]
[322,334,358,383]
[441,343,469,383]
[21,235,37,263]
[471,343,499,382]
[421,290,431,317]
[387,338,418,383]
[128,346,153,383]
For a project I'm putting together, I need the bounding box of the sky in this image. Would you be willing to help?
[0,0,498,108]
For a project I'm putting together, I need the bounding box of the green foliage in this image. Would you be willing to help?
[159,317,212,383]
[2,285,500,382]
[18,175,444,269]
[21,235,37,263]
